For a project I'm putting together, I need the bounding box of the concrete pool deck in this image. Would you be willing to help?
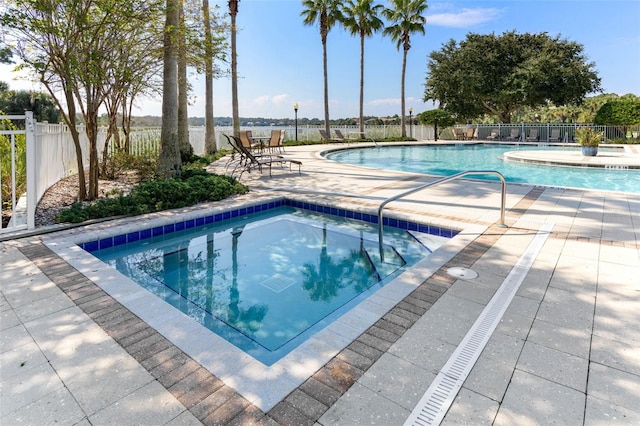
[1,142,639,425]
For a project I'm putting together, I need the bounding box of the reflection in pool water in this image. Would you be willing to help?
[90,205,451,364]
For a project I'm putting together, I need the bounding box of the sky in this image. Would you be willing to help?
[1,0,639,120]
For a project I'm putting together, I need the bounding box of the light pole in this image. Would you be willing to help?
[408,107,413,139]
[293,103,299,141]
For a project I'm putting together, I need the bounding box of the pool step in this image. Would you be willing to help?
[364,243,406,281]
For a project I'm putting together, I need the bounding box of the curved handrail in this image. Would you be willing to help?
[378,171,507,260]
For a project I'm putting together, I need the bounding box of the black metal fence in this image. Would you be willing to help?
[450,123,640,143]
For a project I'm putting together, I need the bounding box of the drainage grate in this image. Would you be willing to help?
[260,274,296,293]
[404,223,553,426]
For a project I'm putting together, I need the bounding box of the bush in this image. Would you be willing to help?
[56,172,248,223]
[102,150,158,182]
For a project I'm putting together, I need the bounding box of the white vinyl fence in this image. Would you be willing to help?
[1,112,36,234]
[2,113,637,235]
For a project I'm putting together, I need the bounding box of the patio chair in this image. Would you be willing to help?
[548,128,562,142]
[278,129,286,153]
[230,135,301,177]
[465,128,475,140]
[266,129,283,153]
[334,129,346,142]
[239,130,261,151]
[505,128,520,141]
[486,129,500,140]
[319,129,331,141]
[454,128,465,140]
[222,134,249,173]
[526,128,539,142]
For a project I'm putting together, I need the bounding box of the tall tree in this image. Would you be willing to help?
[101,14,163,171]
[2,0,162,199]
[158,0,182,177]
[178,0,227,154]
[382,0,427,137]
[0,89,60,123]
[301,0,343,135]
[177,0,193,162]
[228,0,240,136]
[424,31,602,123]
[340,0,384,135]
[202,0,217,154]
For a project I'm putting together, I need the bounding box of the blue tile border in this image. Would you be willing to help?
[80,198,459,252]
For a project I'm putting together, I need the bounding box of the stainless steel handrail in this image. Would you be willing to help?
[377,171,507,260]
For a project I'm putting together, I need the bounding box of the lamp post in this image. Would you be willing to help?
[293,103,299,141]
[408,107,413,139]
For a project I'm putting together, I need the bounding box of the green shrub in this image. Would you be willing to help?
[56,172,248,223]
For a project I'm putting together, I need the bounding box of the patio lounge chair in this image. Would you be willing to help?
[526,128,539,142]
[454,128,465,140]
[486,129,500,140]
[505,128,520,141]
[223,134,250,173]
[230,135,301,177]
[548,128,562,142]
[319,129,331,141]
[334,129,347,142]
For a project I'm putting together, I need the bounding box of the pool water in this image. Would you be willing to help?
[91,206,450,364]
[326,144,639,193]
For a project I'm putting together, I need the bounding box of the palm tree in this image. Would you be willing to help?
[178,2,193,162]
[158,0,181,177]
[228,0,240,136]
[341,0,384,135]
[382,0,427,137]
[301,0,343,136]
[202,0,217,154]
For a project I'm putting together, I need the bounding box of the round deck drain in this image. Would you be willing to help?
[447,266,478,280]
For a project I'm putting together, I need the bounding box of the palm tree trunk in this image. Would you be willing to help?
[359,33,365,134]
[158,0,181,177]
[230,1,240,137]
[400,47,408,138]
[202,0,217,154]
[178,2,192,161]
[322,38,330,135]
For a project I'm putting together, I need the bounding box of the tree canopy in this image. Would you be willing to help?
[594,97,640,126]
[424,31,602,123]
[382,0,427,137]
[0,87,60,122]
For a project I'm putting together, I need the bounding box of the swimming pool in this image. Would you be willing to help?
[326,144,640,193]
[81,200,453,365]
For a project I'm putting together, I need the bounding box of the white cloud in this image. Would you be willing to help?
[271,94,290,105]
[427,7,502,28]
[253,95,271,106]
[368,98,401,106]
[368,96,421,107]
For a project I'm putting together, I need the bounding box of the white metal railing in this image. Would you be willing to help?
[377,171,507,260]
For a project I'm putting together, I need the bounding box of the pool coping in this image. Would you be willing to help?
[41,194,485,412]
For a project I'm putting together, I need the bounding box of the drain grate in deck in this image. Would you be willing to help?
[260,274,296,293]
[403,222,553,426]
